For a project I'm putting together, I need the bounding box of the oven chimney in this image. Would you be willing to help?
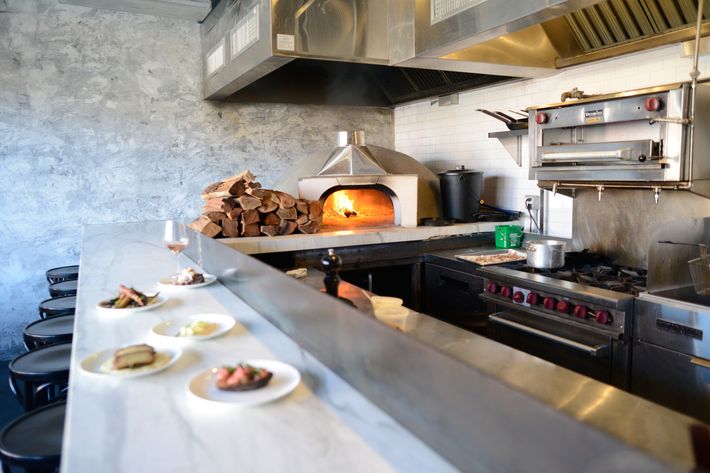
[317,130,387,176]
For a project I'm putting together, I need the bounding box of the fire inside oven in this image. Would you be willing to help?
[322,185,396,228]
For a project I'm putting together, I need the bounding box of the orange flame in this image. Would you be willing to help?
[332,191,358,218]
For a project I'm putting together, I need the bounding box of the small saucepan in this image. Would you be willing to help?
[525,240,566,269]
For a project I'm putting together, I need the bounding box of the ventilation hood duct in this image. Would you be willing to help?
[200,0,517,106]
[201,0,710,107]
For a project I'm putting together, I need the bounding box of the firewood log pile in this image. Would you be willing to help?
[189,171,322,238]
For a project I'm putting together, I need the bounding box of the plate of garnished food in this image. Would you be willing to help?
[158,267,216,289]
[80,344,181,378]
[97,285,166,313]
[187,360,300,406]
[151,313,235,341]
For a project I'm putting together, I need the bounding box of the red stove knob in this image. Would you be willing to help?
[500,286,513,299]
[543,297,557,310]
[535,112,548,124]
[513,291,525,303]
[556,300,572,314]
[486,282,499,294]
[644,96,663,112]
[594,310,612,325]
[526,292,540,305]
[573,305,588,319]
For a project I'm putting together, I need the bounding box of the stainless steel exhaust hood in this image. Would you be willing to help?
[201,0,710,107]
[200,0,515,106]
[412,0,710,73]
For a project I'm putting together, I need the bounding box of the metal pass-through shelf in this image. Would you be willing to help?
[488,129,527,167]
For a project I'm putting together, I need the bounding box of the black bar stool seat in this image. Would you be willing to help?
[48,280,77,298]
[0,401,65,473]
[9,343,72,412]
[23,316,75,351]
[45,265,79,284]
[38,295,75,319]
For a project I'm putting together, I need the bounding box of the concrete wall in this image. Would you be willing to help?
[0,0,393,359]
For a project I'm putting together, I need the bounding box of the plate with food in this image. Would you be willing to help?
[151,313,235,341]
[187,359,300,406]
[97,285,166,313]
[158,268,216,289]
[80,344,181,378]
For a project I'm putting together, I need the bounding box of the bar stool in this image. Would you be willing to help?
[0,401,65,473]
[45,265,78,284]
[38,296,75,319]
[23,316,74,351]
[8,343,71,412]
[48,280,77,298]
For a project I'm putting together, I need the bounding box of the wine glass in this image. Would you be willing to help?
[163,220,189,278]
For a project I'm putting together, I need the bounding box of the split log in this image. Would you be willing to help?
[276,207,297,221]
[241,209,260,225]
[279,220,298,235]
[236,195,262,211]
[295,214,309,225]
[246,188,269,199]
[242,223,260,237]
[203,198,236,214]
[223,170,255,184]
[189,216,222,238]
[275,191,296,209]
[263,213,281,226]
[221,219,240,238]
[308,201,322,219]
[296,200,310,214]
[298,220,321,234]
[204,211,226,223]
[257,199,279,214]
[260,225,280,237]
[225,207,243,220]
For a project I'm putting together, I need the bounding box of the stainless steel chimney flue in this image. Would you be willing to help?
[317,130,387,177]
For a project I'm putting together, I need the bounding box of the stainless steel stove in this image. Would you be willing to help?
[476,254,645,388]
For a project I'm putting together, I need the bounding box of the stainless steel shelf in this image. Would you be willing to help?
[488,129,528,166]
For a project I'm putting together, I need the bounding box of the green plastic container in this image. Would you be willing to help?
[495,225,523,249]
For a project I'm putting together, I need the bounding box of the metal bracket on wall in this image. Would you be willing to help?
[488,129,527,167]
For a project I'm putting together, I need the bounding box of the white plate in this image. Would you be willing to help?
[188,360,300,406]
[80,346,181,378]
[96,295,167,314]
[158,274,217,289]
[151,313,235,341]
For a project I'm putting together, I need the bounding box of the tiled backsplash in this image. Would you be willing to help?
[395,44,710,238]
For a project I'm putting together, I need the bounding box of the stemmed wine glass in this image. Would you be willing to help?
[163,220,189,278]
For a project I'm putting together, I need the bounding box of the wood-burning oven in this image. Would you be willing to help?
[298,131,421,229]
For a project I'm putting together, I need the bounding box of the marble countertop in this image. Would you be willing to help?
[61,222,456,473]
[220,221,522,254]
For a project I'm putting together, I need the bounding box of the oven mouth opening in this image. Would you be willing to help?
[321,185,398,230]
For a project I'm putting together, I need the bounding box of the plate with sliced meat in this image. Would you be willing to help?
[187,359,300,406]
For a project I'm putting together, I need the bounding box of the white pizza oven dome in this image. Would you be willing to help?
[296,131,440,229]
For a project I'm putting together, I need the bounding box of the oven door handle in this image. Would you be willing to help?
[488,314,610,358]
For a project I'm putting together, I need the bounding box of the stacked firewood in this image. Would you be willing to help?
[189,171,322,238]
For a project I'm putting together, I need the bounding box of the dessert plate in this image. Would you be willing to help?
[96,295,167,314]
[80,346,181,378]
[151,313,235,341]
[158,274,217,290]
[187,360,300,406]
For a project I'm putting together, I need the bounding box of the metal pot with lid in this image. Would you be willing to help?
[525,240,566,269]
[438,166,483,222]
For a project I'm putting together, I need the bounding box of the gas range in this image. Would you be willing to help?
[475,253,643,388]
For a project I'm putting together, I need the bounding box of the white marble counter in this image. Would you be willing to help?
[61,221,456,473]
[220,221,522,254]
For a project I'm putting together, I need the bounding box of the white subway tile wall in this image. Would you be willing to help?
[395,44,710,237]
